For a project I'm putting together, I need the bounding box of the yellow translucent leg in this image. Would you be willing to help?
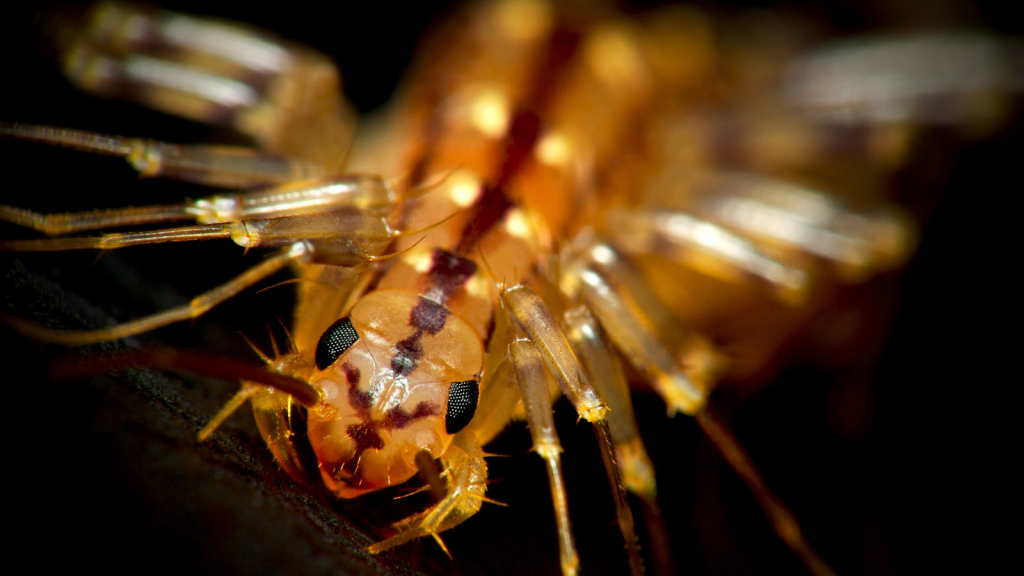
[509,339,579,576]
[0,123,324,189]
[696,408,837,576]
[502,285,644,576]
[610,207,808,303]
[562,306,657,499]
[2,243,308,345]
[0,223,234,251]
[58,3,356,171]
[0,173,395,236]
[562,241,837,576]
[563,305,677,576]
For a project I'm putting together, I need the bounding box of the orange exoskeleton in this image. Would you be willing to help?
[2,1,1020,575]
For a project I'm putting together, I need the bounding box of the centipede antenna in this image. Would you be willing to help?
[2,244,304,344]
[49,348,321,408]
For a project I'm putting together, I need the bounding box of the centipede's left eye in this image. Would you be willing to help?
[446,379,479,434]
[315,317,359,370]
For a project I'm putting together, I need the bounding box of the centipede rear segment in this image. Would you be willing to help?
[2,1,1019,575]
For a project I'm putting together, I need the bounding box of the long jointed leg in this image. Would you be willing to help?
[502,285,644,576]
[0,223,234,251]
[607,207,809,303]
[562,307,657,499]
[49,347,320,449]
[695,408,837,576]
[0,123,324,189]
[508,339,578,576]
[563,306,676,576]
[0,173,395,236]
[563,242,837,576]
[1,243,308,345]
[56,3,356,171]
[561,243,711,417]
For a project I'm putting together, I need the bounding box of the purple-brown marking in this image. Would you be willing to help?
[391,335,423,376]
[410,293,451,333]
[452,27,580,249]
[345,422,385,454]
[345,364,373,412]
[342,361,361,386]
[342,296,450,476]
[384,401,441,430]
[392,297,450,376]
[424,248,477,301]
[455,184,515,255]
[369,21,582,287]
[340,355,442,478]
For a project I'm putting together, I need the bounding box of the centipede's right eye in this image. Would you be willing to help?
[445,379,480,434]
[315,317,359,370]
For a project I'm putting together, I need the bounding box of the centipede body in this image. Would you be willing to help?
[1,1,1019,575]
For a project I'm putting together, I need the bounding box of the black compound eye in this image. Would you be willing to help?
[445,379,479,434]
[315,317,359,370]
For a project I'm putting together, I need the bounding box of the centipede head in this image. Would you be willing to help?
[307,289,484,498]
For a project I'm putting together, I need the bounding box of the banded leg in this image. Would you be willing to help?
[563,306,656,499]
[57,2,356,171]
[784,34,1024,134]
[561,240,837,576]
[502,285,644,576]
[0,124,325,189]
[508,338,578,576]
[608,206,809,304]
[1,242,309,345]
[561,241,713,417]
[563,306,676,576]
[684,172,916,282]
[1,176,395,347]
[0,197,396,344]
[0,174,395,235]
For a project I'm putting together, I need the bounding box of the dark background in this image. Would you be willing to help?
[1,1,1018,575]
